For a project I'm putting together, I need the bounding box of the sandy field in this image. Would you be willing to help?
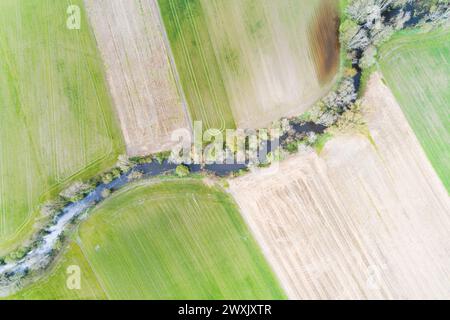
[84,0,190,156]
[200,0,340,129]
[229,73,450,299]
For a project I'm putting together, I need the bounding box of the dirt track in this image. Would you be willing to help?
[84,0,190,156]
[229,73,450,299]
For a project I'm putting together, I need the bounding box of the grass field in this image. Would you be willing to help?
[379,29,450,192]
[158,0,339,130]
[229,74,450,299]
[0,0,123,249]
[9,242,106,300]
[11,179,285,299]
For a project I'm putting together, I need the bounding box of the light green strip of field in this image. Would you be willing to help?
[0,0,124,247]
[379,29,450,192]
[158,0,236,131]
[11,179,285,299]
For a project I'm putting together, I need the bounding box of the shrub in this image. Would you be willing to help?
[154,151,171,164]
[7,247,28,262]
[101,172,114,184]
[101,188,111,199]
[175,165,190,178]
[312,132,333,153]
[40,198,66,217]
[117,154,133,173]
[285,142,299,154]
[128,170,144,181]
[59,181,92,202]
[111,168,122,179]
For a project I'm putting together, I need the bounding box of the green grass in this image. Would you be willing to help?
[8,242,107,300]
[158,0,236,131]
[379,29,450,192]
[314,132,333,154]
[12,179,285,299]
[0,0,124,247]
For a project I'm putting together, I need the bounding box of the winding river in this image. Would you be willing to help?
[1,1,439,296]
[0,122,325,295]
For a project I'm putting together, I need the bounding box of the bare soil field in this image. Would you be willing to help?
[84,0,190,156]
[229,73,450,299]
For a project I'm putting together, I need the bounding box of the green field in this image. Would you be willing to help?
[158,0,338,130]
[0,0,123,247]
[379,29,450,192]
[12,179,285,299]
[9,242,107,300]
[159,0,236,131]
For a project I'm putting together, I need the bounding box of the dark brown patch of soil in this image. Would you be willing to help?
[308,0,340,85]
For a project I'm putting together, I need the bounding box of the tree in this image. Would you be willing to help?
[348,28,371,50]
[423,1,450,27]
[333,101,366,131]
[347,0,395,25]
[306,132,318,145]
[340,19,360,47]
[360,45,378,68]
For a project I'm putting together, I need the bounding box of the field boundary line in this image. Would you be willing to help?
[76,239,112,300]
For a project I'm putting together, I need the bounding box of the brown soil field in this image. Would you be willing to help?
[84,0,190,156]
[229,73,450,299]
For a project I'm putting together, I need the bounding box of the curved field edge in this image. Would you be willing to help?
[6,242,107,300]
[0,0,124,251]
[9,179,285,300]
[379,28,450,192]
[157,0,340,130]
